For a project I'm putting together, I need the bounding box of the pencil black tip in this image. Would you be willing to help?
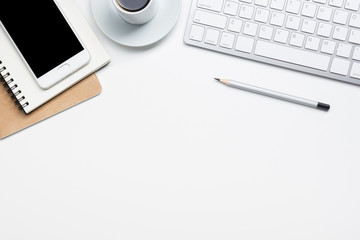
[317,102,330,111]
[214,78,220,81]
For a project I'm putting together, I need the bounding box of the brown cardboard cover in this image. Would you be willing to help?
[0,73,102,139]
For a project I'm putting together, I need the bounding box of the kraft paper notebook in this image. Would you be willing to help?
[0,74,102,139]
[0,0,110,114]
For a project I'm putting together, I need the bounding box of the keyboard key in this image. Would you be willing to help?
[349,13,360,28]
[270,0,285,10]
[190,25,205,41]
[317,22,333,37]
[274,29,289,43]
[289,32,305,47]
[270,12,285,26]
[235,36,255,53]
[243,21,259,36]
[255,40,331,71]
[313,0,327,3]
[305,36,321,51]
[194,10,227,29]
[317,6,333,21]
[333,10,349,24]
[349,29,360,44]
[336,43,352,58]
[220,32,236,48]
[302,2,317,17]
[228,18,243,32]
[353,47,360,60]
[197,0,224,12]
[330,58,350,75]
[205,28,220,45]
[321,40,337,54]
[239,4,255,19]
[301,19,317,34]
[224,1,239,15]
[286,15,301,30]
[329,0,344,7]
[345,0,360,11]
[254,0,269,6]
[285,0,301,14]
[254,8,270,23]
[258,25,274,39]
[333,26,349,40]
[350,63,360,79]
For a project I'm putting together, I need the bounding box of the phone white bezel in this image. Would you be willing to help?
[0,0,91,89]
[36,49,90,89]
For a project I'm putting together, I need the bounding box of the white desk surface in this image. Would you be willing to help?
[1,0,360,239]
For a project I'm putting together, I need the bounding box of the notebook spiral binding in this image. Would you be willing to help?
[0,60,29,111]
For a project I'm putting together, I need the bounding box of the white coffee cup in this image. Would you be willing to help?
[112,0,159,25]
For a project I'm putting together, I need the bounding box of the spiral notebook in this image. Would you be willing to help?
[0,0,110,114]
[0,73,102,139]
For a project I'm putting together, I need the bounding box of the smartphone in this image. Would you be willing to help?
[0,1,90,89]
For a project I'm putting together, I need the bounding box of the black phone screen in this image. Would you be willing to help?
[0,1,84,78]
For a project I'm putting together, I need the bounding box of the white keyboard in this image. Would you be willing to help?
[184,0,360,85]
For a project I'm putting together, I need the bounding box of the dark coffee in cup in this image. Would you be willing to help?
[113,0,159,25]
[117,0,150,12]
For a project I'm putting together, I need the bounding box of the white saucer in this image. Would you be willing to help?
[91,0,182,47]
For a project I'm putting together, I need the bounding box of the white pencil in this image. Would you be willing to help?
[215,78,330,111]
